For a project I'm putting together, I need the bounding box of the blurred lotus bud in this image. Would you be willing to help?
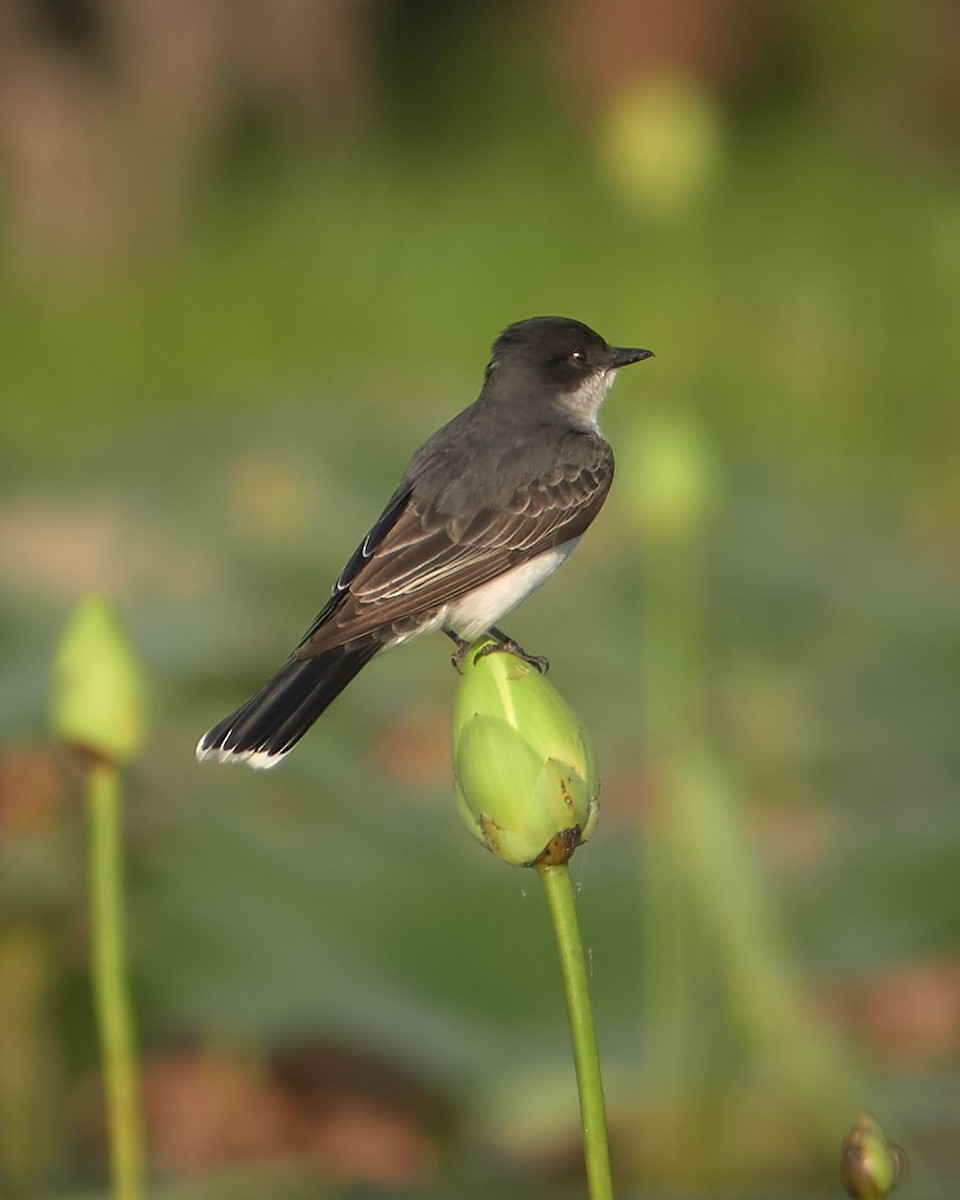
[452,639,599,867]
[598,73,721,216]
[621,410,718,540]
[50,596,147,765]
[841,1112,904,1199]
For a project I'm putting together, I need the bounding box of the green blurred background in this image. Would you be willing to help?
[1,1,958,1196]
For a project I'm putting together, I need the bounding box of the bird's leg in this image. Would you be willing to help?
[477,627,549,674]
[446,629,471,674]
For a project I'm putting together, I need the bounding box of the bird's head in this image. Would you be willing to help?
[486,316,653,429]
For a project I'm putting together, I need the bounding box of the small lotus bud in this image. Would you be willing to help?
[598,73,722,217]
[841,1112,904,1199]
[451,638,599,867]
[50,596,147,765]
[621,411,718,541]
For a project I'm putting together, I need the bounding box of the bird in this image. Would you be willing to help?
[197,316,653,768]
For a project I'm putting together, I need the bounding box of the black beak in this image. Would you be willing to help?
[610,346,654,369]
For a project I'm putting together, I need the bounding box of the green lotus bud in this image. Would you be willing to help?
[841,1113,904,1199]
[621,411,718,541]
[452,638,600,867]
[598,73,722,217]
[50,596,147,765]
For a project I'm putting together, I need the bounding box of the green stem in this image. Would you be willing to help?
[538,861,614,1200]
[87,761,144,1200]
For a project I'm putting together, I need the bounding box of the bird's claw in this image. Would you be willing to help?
[474,635,549,675]
[447,629,549,675]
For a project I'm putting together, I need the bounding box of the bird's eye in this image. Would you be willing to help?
[570,348,586,365]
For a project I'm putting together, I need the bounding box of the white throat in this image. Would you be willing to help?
[565,368,618,433]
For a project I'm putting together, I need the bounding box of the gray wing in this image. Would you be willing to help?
[299,439,613,653]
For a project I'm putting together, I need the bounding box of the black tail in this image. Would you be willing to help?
[196,637,382,768]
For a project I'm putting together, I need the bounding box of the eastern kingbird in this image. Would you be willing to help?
[197,316,652,768]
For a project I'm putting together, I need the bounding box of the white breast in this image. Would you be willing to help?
[442,538,581,641]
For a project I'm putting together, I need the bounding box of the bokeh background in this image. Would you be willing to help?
[1,1,959,1197]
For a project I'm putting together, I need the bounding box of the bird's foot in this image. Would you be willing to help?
[446,628,549,674]
[476,628,549,674]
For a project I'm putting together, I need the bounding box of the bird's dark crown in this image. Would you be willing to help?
[487,317,611,389]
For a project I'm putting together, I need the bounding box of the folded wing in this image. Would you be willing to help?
[299,442,613,654]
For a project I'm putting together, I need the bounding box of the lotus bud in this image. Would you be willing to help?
[50,596,147,765]
[452,638,599,867]
[598,73,722,217]
[841,1112,904,1199]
